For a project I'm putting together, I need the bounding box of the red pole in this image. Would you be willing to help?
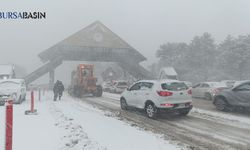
[5,100,13,150]
[31,91,34,113]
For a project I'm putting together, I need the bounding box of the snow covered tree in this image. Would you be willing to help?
[186,32,217,82]
[156,42,188,69]
[218,35,250,80]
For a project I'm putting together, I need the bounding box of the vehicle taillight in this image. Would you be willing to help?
[157,91,173,97]
[187,89,192,95]
[213,88,223,94]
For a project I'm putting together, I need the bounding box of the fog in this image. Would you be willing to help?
[1,0,250,84]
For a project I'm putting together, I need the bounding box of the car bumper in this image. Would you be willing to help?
[157,104,193,113]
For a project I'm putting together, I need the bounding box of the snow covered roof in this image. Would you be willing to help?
[39,21,146,63]
[59,21,134,49]
[0,65,14,75]
[159,67,177,76]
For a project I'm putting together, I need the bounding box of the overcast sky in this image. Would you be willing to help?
[1,0,250,81]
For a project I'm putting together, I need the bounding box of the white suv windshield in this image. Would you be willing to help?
[161,82,188,91]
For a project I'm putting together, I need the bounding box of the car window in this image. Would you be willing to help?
[140,82,153,90]
[236,83,250,91]
[201,83,209,88]
[211,82,227,87]
[192,83,200,88]
[161,82,188,91]
[130,83,141,91]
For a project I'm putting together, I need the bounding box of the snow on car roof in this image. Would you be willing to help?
[234,80,250,87]
[138,79,182,84]
[137,79,157,83]
[205,82,227,87]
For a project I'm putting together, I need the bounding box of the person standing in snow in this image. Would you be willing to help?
[53,80,65,101]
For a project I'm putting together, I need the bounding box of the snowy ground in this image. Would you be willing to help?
[0,91,181,150]
[1,91,250,150]
[103,92,250,126]
[100,92,250,150]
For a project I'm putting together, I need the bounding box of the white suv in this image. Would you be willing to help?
[120,80,192,118]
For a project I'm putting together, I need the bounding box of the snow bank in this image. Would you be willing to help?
[55,93,181,150]
[192,108,250,125]
[0,91,181,150]
[0,96,65,150]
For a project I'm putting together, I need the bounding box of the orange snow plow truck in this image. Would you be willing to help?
[69,64,102,97]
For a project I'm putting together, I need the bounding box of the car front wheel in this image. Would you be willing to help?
[17,96,22,104]
[205,93,212,100]
[120,98,128,110]
[146,103,157,119]
[214,98,228,111]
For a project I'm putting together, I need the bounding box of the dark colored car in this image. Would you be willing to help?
[213,81,250,111]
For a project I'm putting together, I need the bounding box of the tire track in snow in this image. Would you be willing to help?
[78,94,250,150]
[49,102,107,150]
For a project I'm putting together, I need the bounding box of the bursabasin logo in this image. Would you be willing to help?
[0,12,46,19]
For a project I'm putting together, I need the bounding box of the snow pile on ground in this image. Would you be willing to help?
[0,91,181,150]
[54,93,181,150]
[0,93,64,150]
[192,108,250,126]
[49,103,106,150]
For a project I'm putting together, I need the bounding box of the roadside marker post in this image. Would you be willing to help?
[38,88,41,101]
[5,100,13,150]
[25,91,38,115]
[43,88,45,96]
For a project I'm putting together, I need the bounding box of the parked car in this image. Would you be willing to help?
[0,79,26,104]
[102,81,113,92]
[221,80,236,88]
[110,80,129,93]
[192,82,227,100]
[120,80,192,118]
[233,80,249,87]
[183,81,192,87]
[213,81,250,111]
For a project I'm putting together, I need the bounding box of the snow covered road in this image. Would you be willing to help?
[0,91,181,150]
[1,91,250,150]
[82,92,250,150]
